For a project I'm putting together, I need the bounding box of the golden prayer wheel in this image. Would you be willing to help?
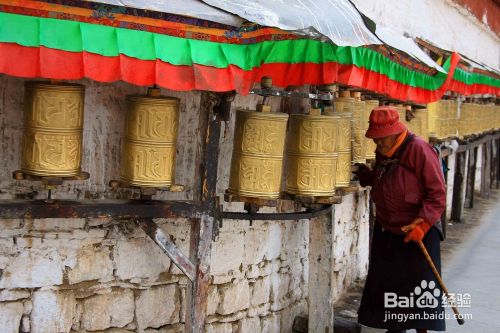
[351,92,366,164]
[334,92,355,113]
[228,108,288,198]
[364,99,379,159]
[495,104,500,130]
[407,111,421,138]
[459,103,473,138]
[285,113,338,196]
[486,103,495,132]
[326,111,352,187]
[414,109,429,142]
[120,93,179,187]
[447,100,458,138]
[21,82,85,177]
[427,101,449,140]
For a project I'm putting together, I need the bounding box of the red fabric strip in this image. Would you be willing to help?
[0,43,495,103]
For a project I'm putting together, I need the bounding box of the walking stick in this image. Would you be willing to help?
[417,240,465,325]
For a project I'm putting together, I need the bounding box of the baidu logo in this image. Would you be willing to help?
[385,280,442,309]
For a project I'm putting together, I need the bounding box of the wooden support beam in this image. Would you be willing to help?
[480,142,491,198]
[136,218,196,281]
[497,138,500,189]
[451,152,466,222]
[185,215,214,332]
[308,210,334,333]
[185,92,225,333]
[491,138,498,189]
[464,147,477,208]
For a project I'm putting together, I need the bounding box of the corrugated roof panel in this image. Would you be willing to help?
[200,0,382,46]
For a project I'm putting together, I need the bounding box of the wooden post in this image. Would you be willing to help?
[497,138,500,189]
[451,151,466,222]
[464,147,477,208]
[491,138,498,189]
[308,210,334,333]
[480,142,491,198]
[185,92,226,332]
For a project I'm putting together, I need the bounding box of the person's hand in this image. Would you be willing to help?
[353,163,370,177]
[402,218,430,242]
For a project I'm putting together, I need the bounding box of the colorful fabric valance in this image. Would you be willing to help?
[0,1,498,103]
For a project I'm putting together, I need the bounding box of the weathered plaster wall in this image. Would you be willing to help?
[0,75,369,332]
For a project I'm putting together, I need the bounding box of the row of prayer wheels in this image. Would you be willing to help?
[403,100,500,141]
[229,91,382,199]
[406,109,429,143]
[20,82,179,188]
[459,103,498,137]
[427,100,459,140]
[228,107,341,198]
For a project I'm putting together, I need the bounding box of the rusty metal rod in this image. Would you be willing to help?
[221,204,332,220]
[0,200,203,219]
[417,240,465,325]
[136,218,196,282]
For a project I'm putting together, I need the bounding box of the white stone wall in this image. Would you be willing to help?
[0,75,369,332]
[331,192,370,303]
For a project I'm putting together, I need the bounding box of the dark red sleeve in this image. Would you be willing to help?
[405,140,446,226]
[358,168,374,187]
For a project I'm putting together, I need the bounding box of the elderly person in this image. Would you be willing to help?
[356,106,446,333]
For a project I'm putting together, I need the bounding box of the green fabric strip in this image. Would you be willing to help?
[2,11,495,91]
[453,67,500,88]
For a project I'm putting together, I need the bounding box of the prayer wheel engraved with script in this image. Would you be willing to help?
[120,95,179,187]
[352,98,366,164]
[326,111,352,187]
[228,110,288,198]
[21,82,85,177]
[364,100,379,159]
[286,114,338,196]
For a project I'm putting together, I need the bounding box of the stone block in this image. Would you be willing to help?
[270,272,290,304]
[31,290,76,333]
[0,289,31,301]
[0,238,14,254]
[33,218,85,231]
[206,285,219,316]
[217,280,250,315]
[245,264,259,279]
[0,302,23,333]
[21,315,30,333]
[279,300,307,333]
[210,230,245,275]
[16,237,43,248]
[243,227,269,265]
[250,276,270,306]
[205,322,232,333]
[82,289,134,331]
[71,229,107,240]
[238,317,260,333]
[247,303,270,317]
[265,223,282,261]
[135,284,180,330]
[87,218,111,227]
[261,313,280,333]
[0,249,63,288]
[67,245,114,284]
[159,221,191,276]
[114,238,171,281]
[0,255,9,269]
[0,219,22,229]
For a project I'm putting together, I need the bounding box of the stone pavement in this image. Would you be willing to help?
[334,191,500,333]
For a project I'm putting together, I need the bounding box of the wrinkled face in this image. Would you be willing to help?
[373,134,399,155]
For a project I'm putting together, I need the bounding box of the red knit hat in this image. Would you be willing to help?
[365,106,407,139]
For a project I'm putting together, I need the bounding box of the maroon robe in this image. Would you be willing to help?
[361,133,446,233]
